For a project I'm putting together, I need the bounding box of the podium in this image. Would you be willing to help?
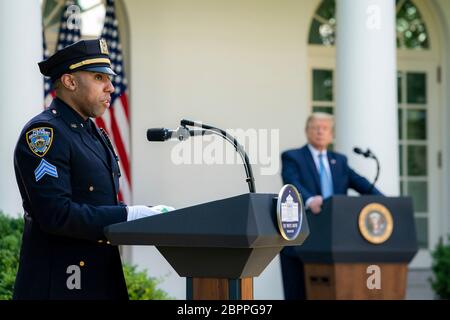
[105,193,309,300]
[293,196,418,300]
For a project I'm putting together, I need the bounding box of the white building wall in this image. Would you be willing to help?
[0,1,43,217]
[125,0,318,299]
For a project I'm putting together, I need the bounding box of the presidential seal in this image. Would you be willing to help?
[26,127,54,157]
[358,203,393,244]
[276,184,304,241]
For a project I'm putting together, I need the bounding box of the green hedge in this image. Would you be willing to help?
[430,235,450,299]
[0,211,23,299]
[0,211,171,300]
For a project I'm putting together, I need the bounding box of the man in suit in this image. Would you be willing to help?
[280,112,382,299]
[13,39,172,299]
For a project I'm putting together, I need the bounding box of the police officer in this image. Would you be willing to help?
[13,38,171,300]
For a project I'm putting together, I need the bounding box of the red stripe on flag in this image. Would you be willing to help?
[120,94,130,122]
[95,117,107,131]
[109,106,131,187]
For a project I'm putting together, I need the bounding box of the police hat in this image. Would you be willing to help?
[38,38,116,82]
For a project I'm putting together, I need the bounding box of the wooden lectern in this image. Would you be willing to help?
[105,193,309,300]
[293,196,418,300]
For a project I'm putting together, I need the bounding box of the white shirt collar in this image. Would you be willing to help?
[307,144,327,158]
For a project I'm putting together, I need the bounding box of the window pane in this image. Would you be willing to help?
[43,0,64,27]
[313,106,333,114]
[407,110,427,140]
[408,181,428,212]
[398,109,403,140]
[80,2,106,37]
[407,145,427,176]
[414,217,428,248]
[316,0,336,19]
[396,0,430,50]
[309,19,326,45]
[308,0,336,46]
[398,72,403,103]
[313,70,333,101]
[407,73,427,104]
[399,145,404,176]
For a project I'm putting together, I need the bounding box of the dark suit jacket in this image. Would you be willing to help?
[13,98,128,300]
[281,144,382,203]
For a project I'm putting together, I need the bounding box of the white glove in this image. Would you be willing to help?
[126,205,161,221]
[126,205,176,221]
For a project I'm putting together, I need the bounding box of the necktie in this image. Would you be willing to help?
[319,153,333,199]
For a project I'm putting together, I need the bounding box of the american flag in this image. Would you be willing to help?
[96,0,132,204]
[43,29,52,103]
[43,0,81,108]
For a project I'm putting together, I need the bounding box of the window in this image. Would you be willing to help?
[398,71,429,248]
[43,0,106,55]
[308,0,430,50]
[311,68,334,151]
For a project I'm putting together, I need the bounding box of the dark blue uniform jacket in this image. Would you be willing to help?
[13,98,128,300]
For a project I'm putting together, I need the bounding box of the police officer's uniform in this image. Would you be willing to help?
[13,39,128,300]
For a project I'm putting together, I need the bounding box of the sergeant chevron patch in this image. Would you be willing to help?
[34,159,58,182]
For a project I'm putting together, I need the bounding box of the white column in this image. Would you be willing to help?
[0,1,43,216]
[335,0,399,195]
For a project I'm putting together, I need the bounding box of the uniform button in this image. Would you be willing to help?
[81,123,84,128]
[106,241,111,245]
[71,123,77,129]
[51,109,57,114]
[98,240,104,243]
[79,261,85,267]
[89,186,94,192]
[112,172,115,177]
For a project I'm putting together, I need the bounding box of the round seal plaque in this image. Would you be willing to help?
[358,203,394,244]
[276,184,304,241]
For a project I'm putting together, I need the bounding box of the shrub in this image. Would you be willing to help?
[430,235,450,299]
[123,264,172,300]
[0,211,171,300]
[0,211,24,299]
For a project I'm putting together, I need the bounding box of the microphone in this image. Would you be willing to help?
[353,147,373,158]
[353,146,380,193]
[147,126,191,142]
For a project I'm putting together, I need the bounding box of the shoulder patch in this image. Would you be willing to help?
[26,127,54,157]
